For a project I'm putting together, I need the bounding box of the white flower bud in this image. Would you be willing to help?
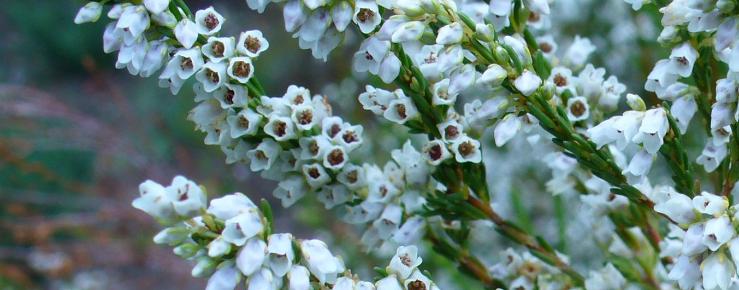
[222,209,264,246]
[144,0,171,15]
[702,252,734,290]
[391,21,426,43]
[205,265,240,290]
[436,22,464,45]
[192,256,217,278]
[175,19,199,49]
[74,2,103,24]
[288,265,310,290]
[301,239,344,284]
[208,237,232,258]
[236,238,267,276]
[513,70,542,96]
[267,233,295,277]
[703,215,735,251]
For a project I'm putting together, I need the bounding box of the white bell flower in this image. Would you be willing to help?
[693,191,729,216]
[353,37,390,75]
[703,215,736,251]
[337,164,367,190]
[478,64,508,87]
[267,233,295,277]
[436,22,464,45]
[222,209,264,246]
[166,175,206,217]
[264,116,297,141]
[383,97,419,124]
[599,76,626,111]
[133,179,175,221]
[302,163,331,189]
[117,6,150,44]
[353,0,382,34]
[564,36,596,69]
[416,45,444,81]
[336,125,364,152]
[423,139,451,165]
[404,270,433,290]
[207,192,257,221]
[451,135,482,163]
[316,184,350,209]
[697,142,728,172]
[623,149,654,177]
[494,114,522,147]
[669,42,698,77]
[226,57,254,84]
[247,139,282,171]
[195,7,225,36]
[391,21,426,43]
[273,176,307,207]
[654,191,696,225]
[566,96,590,121]
[74,2,103,24]
[671,95,697,133]
[645,59,679,96]
[323,146,348,170]
[227,109,262,138]
[237,30,270,58]
[633,108,669,155]
[702,252,735,290]
[248,268,279,290]
[161,48,204,80]
[392,216,426,245]
[584,263,625,290]
[208,237,231,258]
[236,238,267,276]
[144,0,170,15]
[489,0,512,17]
[287,265,310,290]
[613,110,646,149]
[196,62,228,92]
[203,37,235,63]
[449,64,477,96]
[513,70,542,96]
[174,19,199,49]
[668,255,701,290]
[297,9,330,43]
[375,276,403,290]
[331,2,353,32]
[300,239,345,284]
[682,223,708,256]
[379,53,401,83]
[372,204,403,239]
[586,117,619,149]
[387,245,422,279]
[205,265,240,290]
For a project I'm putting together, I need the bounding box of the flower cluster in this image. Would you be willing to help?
[132,176,441,290]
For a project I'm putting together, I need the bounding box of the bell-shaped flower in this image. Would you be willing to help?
[247,268,278,290]
[297,9,330,43]
[236,30,269,58]
[423,139,451,166]
[566,96,590,121]
[449,64,477,96]
[205,265,240,290]
[645,59,679,96]
[74,2,103,24]
[166,176,206,217]
[451,135,482,163]
[436,22,464,45]
[353,0,381,34]
[378,53,401,83]
[133,180,176,221]
[267,233,295,277]
[563,36,595,69]
[682,223,708,256]
[494,114,522,147]
[174,19,199,49]
[671,96,697,133]
[195,7,224,36]
[633,108,669,154]
[287,265,310,290]
[196,62,228,92]
[693,191,729,216]
[300,239,345,284]
[391,21,426,43]
[222,209,264,246]
[236,238,267,276]
[697,142,728,172]
[207,192,257,221]
[273,176,308,207]
[479,64,508,87]
[623,149,654,177]
[330,2,352,32]
[375,276,403,290]
[513,70,541,96]
[703,215,736,251]
[144,0,170,15]
[669,42,698,77]
[654,191,695,225]
[384,97,419,124]
[702,252,735,290]
[387,246,422,279]
[203,37,235,63]
[208,237,232,258]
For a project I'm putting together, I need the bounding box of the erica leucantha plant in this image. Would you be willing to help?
[73,0,739,289]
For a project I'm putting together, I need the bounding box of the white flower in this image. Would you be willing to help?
[288,265,310,290]
[623,149,654,177]
[208,237,231,257]
[494,114,521,146]
[222,209,264,246]
[375,276,403,290]
[478,64,508,86]
[353,37,390,76]
[247,139,282,171]
[132,180,175,221]
[379,53,401,83]
[247,268,278,290]
[117,6,150,44]
[316,184,350,209]
[423,139,451,165]
[162,48,204,80]
[384,97,419,124]
[697,142,728,172]
[297,9,330,43]
[391,21,426,43]
[668,255,701,290]
[236,238,267,276]
[353,0,382,34]
[267,233,295,277]
[564,36,595,69]
[196,62,228,92]
[671,96,697,133]
[451,135,482,163]
[195,7,224,36]
[192,257,217,277]
[548,66,575,94]
[264,116,297,141]
[566,96,590,121]
[599,76,626,111]
[633,108,669,155]
[693,191,729,216]
[331,2,353,32]
[74,2,103,24]
[144,0,170,15]
[273,176,307,207]
[436,22,464,45]
[645,59,679,96]
[203,37,235,63]
[513,70,542,96]
[205,265,240,290]
[372,204,403,239]
[207,192,257,220]
[703,215,736,251]
[683,223,708,256]
[387,246,422,279]
[226,57,254,84]
[174,19,199,49]
[669,42,698,77]
[166,175,206,217]
[449,64,477,96]
[323,146,348,170]
[584,263,626,290]
[237,30,270,57]
[302,163,331,188]
[228,109,262,138]
[654,191,695,225]
[337,164,367,190]
[489,0,512,18]
[300,239,344,284]
[702,252,734,290]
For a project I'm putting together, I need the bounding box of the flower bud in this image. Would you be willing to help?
[626,94,646,111]
[192,256,217,277]
[154,226,190,245]
[174,243,200,258]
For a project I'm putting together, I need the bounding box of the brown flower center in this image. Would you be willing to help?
[553,74,567,87]
[356,8,374,22]
[233,61,251,78]
[444,125,459,140]
[204,14,219,30]
[427,144,443,161]
[245,36,261,53]
[327,149,345,166]
[458,141,475,156]
[570,100,587,117]
[211,41,225,57]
